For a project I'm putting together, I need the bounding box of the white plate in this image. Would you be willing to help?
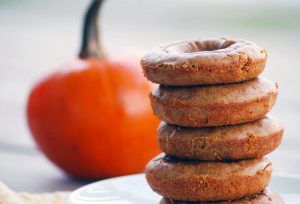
[65,173,300,204]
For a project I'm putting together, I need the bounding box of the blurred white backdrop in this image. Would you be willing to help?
[0,0,300,191]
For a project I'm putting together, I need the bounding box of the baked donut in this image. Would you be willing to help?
[158,116,283,160]
[159,188,283,204]
[141,37,267,86]
[145,154,272,202]
[150,77,278,127]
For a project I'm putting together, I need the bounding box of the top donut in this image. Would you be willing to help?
[141,37,267,86]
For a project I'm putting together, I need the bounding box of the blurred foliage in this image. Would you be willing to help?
[224,8,300,29]
[0,0,299,31]
[0,0,21,6]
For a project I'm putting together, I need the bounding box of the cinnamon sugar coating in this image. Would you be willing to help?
[159,188,283,203]
[158,116,283,160]
[145,154,272,202]
[150,77,278,127]
[141,38,267,86]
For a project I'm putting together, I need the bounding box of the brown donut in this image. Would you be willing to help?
[145,154,272,202]
[158,116,283,161]
[141,37,267,86]
[159,188,284,204]
[150,77,278,127]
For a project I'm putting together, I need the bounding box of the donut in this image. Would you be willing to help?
[141,37,267,86]
[145,154,272,202]
[150,77,278,127]
[158,116,283,160]
[159,188,283,204]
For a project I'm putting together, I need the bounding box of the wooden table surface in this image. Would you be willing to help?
[0,0,300,193]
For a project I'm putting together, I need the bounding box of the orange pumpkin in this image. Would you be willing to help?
[26,0,160,179]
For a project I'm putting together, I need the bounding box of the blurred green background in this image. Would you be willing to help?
[0,0,300,191]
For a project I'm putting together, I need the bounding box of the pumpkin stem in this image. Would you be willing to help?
[79,0,105,59]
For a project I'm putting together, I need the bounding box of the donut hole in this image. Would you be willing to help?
[167,39,236,54]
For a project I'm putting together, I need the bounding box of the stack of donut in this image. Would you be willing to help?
[141,37,284,203]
